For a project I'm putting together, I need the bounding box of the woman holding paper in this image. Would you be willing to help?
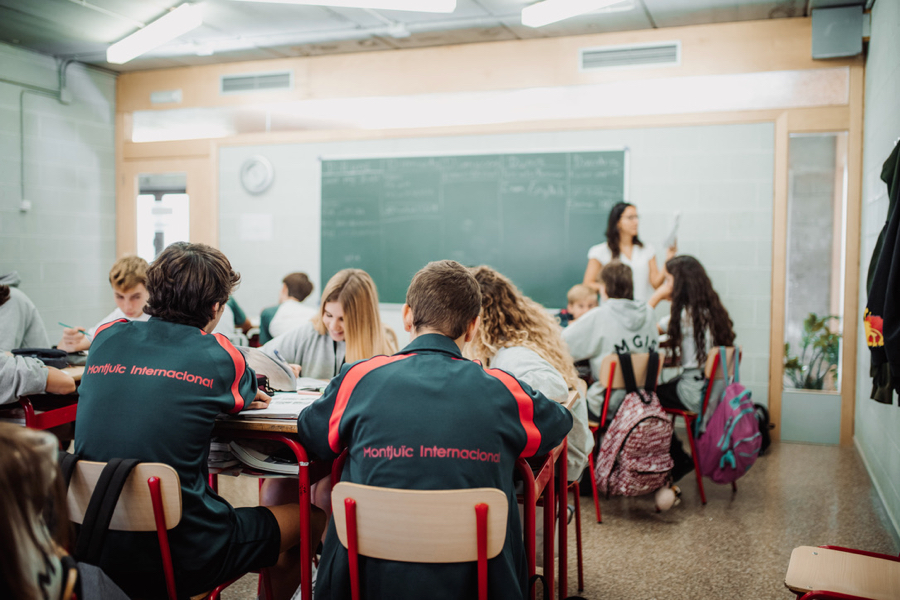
[583,202,676,303]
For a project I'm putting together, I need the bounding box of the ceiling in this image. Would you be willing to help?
[0,0,870,72]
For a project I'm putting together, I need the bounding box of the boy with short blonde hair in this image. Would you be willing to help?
[557,283,598,327]
[58,256,150,351]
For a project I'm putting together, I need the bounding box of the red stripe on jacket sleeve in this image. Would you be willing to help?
[486,368,542,458]
[212,333,248,413]
[328,354,413,454]
[93,318,127,339]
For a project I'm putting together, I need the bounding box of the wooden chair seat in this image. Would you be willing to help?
[785,546,900,600]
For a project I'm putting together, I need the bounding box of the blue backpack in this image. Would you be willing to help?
[696,347,762,484]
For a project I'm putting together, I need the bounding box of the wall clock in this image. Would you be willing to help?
[240,155,275,195]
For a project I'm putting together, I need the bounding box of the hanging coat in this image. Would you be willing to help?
[865,142,900,404]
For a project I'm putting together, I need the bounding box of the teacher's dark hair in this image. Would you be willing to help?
[0,285,8,307]
[665,255,735,366]
[605,202,643,258]
[145,242,240,329]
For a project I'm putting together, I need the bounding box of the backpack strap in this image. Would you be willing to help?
[617,352,650,404]
[644,352,659,392]
[74,458,141,566]
[58,451,80,489]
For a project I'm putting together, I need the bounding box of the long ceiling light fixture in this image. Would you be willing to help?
[522,0,628,28]
[106,3,204,64]
[229,0,456,12]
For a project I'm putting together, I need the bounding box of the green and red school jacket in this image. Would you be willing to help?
[74,317,258,593]
[297,333,573,600]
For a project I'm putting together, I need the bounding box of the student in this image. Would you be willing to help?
[0,353,76,404]
[228,296,253,333]
[556,283,598,328]
[269,272,316,339]
[210,296,252,340]
[73,242,324,600]
[296,260,572,600]
[649,255,736,481]
[0,423,131,600]
[261,268,396,379]
[0,279,50,351]
[563,261,659,423]
[583,202,675,303]
[467,265,593,480]
[58,256,151,352]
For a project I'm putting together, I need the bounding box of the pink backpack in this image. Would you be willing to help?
[697,347,761,484]
[594,353,674,497]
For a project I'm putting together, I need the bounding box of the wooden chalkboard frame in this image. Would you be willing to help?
[320,148,629,307]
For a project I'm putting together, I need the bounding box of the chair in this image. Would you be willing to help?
[67,460,266,600]
[586,353,663,523]
[331,482,508,600]
[784,545,900,599]
[66,460,184,600]
[567,382,587,592]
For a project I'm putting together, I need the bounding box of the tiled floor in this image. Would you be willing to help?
[217,441,899,599]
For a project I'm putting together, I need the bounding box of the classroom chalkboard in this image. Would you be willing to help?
[320,150,627,306]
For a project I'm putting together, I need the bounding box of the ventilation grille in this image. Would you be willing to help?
[580,42,680,70]
[220,71,293,94]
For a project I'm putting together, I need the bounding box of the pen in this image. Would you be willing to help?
[58,322,92,339]
[273,349,286,363]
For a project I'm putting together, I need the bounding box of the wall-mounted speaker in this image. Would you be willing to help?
[812,5,864,59]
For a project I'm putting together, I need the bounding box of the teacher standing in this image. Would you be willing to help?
[583,202,674,303]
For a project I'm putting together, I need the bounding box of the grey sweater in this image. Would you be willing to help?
[0,287,50,351]
[562,298,659,420]
[490,346,594,479]
[261,321,346,380]
[0,354,47,405]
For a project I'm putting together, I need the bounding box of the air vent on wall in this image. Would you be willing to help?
[580,42,680,71]
[220,71,293,95]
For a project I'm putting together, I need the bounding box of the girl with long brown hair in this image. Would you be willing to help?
[467,265,593,479]
[649,255,736,481]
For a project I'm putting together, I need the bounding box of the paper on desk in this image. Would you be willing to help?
[295,377,329,392]
[236,392,319,419]
[662,211,681,250]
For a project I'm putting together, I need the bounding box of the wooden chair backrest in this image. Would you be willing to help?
[67,461,182,531]
[332,482,507,563]
[784,546,900,600]
[704,347,739,380]
[572,379,588,406]
[598,353,664,390]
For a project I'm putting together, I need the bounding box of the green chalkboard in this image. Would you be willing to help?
[321,150,627,307]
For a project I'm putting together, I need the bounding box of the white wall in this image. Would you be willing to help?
[220,123,774,405]
[0,43,117,342]
[856,0,900,540]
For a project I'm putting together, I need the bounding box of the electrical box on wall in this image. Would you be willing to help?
[811,5,864,59]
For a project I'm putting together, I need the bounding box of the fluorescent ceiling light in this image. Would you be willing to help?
[522,0,626,28]
[107,3,204,64]
[229,0,456,12]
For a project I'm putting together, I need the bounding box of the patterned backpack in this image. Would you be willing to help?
[697,347,761,484]
[594,352,674,497]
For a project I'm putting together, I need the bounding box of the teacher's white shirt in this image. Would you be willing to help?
[587,241,657,303]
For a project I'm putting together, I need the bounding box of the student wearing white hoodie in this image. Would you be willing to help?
[562,261,659,424]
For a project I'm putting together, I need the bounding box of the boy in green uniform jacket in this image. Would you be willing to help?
[297,260,573,600]
[75,242,324,600]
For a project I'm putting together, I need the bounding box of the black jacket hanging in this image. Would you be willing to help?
[864,142,900,404]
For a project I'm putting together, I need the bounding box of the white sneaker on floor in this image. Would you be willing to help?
[290,564,317,600]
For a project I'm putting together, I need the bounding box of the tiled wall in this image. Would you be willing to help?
[220,123,774,405]
[0,43,117,342]
[856,0,900,540]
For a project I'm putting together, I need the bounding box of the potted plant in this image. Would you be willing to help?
[781,313,843,445]
[783,313,842,391]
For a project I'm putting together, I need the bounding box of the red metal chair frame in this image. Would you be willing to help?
[19,395,78,430]
[586,361,618,523]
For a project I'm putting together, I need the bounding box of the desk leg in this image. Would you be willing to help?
[278,438,312,600]
[557,443,567,600]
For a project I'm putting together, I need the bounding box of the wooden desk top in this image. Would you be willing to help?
[785,546,900,600]
[214,417,298,434]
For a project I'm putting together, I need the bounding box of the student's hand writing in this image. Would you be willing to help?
[58,328,89,352]
[246,389,272,410]
[289,363,301,378]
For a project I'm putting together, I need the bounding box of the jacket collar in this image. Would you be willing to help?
[399,333,464,359]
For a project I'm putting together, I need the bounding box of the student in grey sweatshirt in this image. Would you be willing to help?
[0,279,50,351]
[1,354,76,405]
[562,261,659,423]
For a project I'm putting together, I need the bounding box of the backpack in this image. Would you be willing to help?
[696,347,762,484]
[754,403,774,456]
[594,352,674,497]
